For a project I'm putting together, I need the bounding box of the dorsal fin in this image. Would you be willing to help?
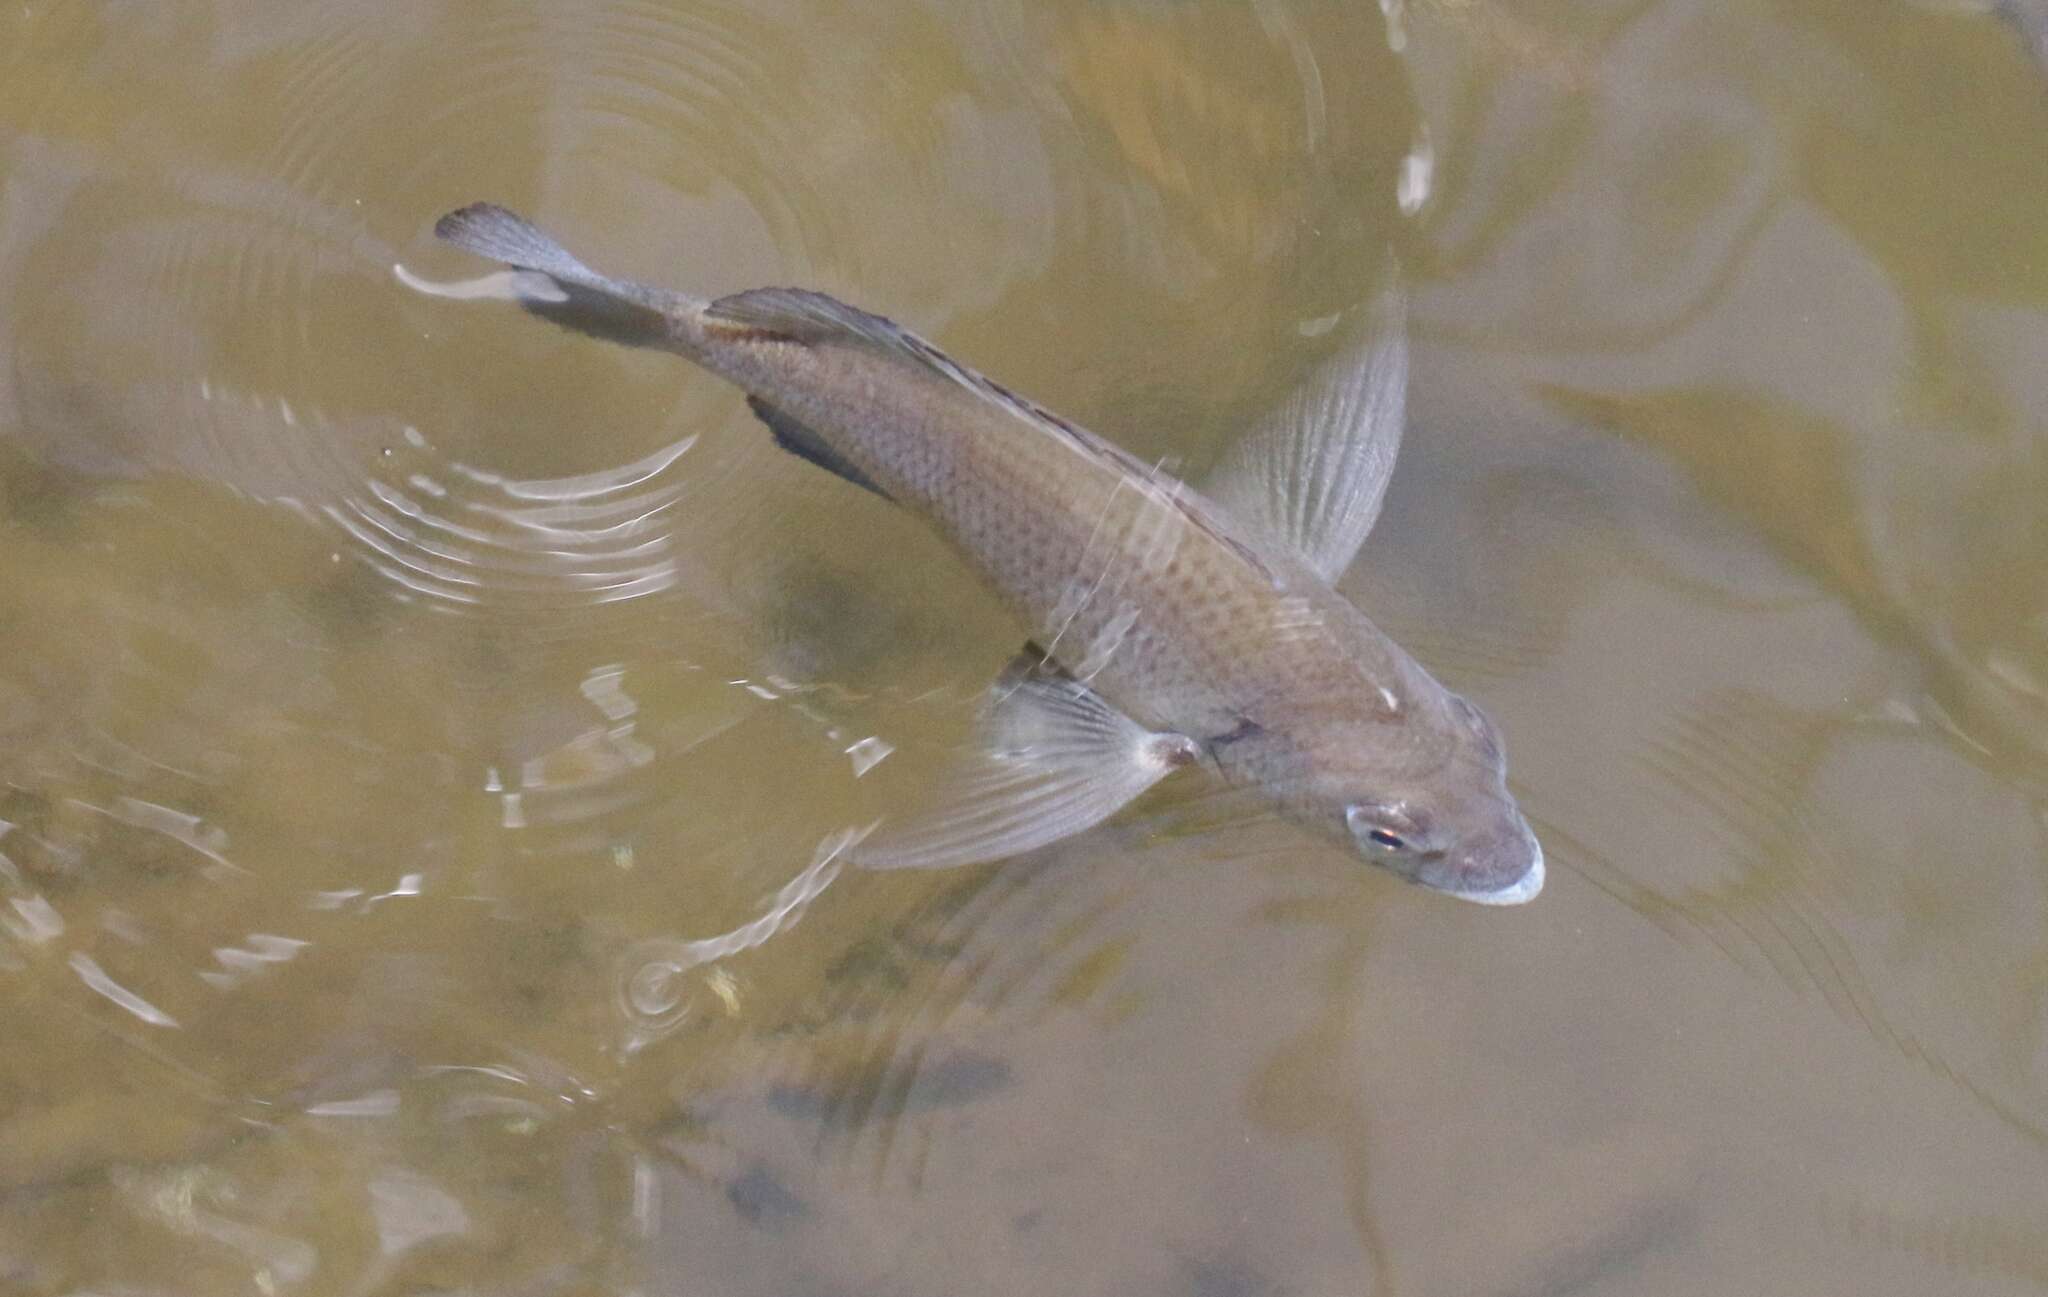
[709,286,1276,584]
[708,289,1104,450]
[709,287,926,353]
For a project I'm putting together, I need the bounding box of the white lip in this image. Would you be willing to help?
[1445,840,1545,906]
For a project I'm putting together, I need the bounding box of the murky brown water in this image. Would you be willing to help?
[2,0,2045,1292]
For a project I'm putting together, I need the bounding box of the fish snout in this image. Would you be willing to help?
[1426,816,1544,906]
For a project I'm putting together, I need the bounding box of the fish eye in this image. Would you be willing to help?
[1347,803,1422,855]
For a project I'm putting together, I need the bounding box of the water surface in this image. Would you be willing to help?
[2,1,2045,1293]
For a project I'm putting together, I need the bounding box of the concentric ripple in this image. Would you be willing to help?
[315,418,705,612]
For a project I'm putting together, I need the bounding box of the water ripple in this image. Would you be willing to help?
[319,420,701,612]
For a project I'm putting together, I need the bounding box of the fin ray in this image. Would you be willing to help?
[424,202,699,350]
[1205,275,1407,582]
[711,290,1146,469]
[435,203,601,286]
[709,287,924,352]
[854,654,1195,871]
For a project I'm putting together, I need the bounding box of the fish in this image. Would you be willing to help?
[401,203,1542,904]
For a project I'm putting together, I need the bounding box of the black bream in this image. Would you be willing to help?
[404,203,1541,904]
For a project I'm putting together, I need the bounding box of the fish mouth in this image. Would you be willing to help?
[1441,837,1545,906]
[1433,823,1540,905]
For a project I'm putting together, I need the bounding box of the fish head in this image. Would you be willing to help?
[1330,694,1544,905]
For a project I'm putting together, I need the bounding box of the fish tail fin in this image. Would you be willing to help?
[408,202,705,351]
[435,203,600,284]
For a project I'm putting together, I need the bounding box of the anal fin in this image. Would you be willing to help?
[746,395,892,501]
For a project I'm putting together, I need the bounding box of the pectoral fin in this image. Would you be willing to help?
[853,653,1197,871]
[1204,276,1408,582]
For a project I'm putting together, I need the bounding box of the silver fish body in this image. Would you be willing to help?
[412,203,1542,904]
